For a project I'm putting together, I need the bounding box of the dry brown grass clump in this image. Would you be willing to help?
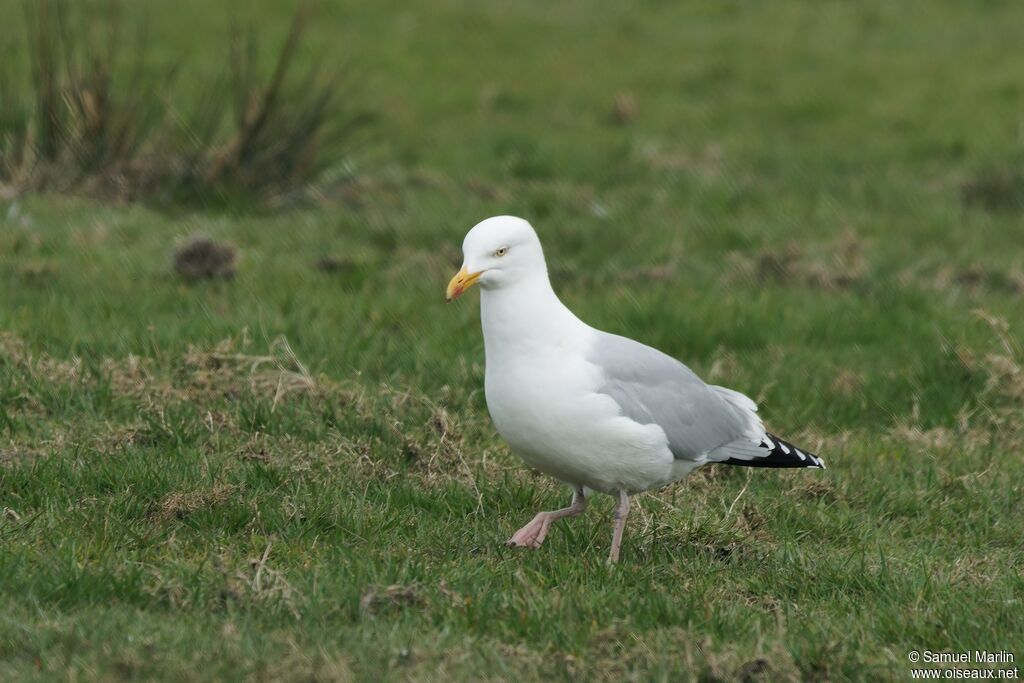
[179,334,319,408]
[151,483,237,521]
[925,263,1024,296]
[971,310,1024,402]
[609,92,637,125]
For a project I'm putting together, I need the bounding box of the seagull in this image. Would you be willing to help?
[446,216,825,563]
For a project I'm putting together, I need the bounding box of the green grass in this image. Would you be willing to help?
[2,1,1024,680]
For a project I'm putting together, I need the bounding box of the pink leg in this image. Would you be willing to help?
[607,490,630,564]
[507,488,587,549]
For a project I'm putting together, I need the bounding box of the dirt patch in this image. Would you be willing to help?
[315,255,356,274]
[961,167,1024,212]
[173,236,237,281]
[739,657,772,682]
[12,260,59,286]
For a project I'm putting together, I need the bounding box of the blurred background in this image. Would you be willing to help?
[1,1,1022,680]
[2,1,1022,428]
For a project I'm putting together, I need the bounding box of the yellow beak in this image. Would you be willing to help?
[446,266,484,302]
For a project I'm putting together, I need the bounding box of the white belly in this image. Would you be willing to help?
[484,347,677,494]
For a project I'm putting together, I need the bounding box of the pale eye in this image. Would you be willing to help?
[494,246,509,257]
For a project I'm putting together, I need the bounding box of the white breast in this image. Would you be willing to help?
[484,334,677,494]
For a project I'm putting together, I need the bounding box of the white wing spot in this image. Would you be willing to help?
[762,437,774,450]
[779,443,791,454]
[795,449,807,461]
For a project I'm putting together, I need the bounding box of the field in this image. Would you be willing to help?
[2,1,1024,681]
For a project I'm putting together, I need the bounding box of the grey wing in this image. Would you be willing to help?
[588,332,767,462]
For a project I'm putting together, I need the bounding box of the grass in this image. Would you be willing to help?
[2,0,1024,680]
[1,0,358,207]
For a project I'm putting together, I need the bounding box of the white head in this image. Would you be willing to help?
[446,216,548,301]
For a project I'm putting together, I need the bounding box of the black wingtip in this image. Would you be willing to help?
[723,434,826,469]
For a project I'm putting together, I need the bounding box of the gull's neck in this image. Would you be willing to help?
[479,273,587,361]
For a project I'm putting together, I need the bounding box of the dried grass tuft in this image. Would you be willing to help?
[609,92,637,125]
[928,264,1024,295]
[831,369,864,397]
[152,483,237,520]
[971,311,1024,440]
[179,333,318,406]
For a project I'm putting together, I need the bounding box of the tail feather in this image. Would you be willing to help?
[721,433,825,469]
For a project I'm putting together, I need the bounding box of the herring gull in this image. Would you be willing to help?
[446,216,825,563]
